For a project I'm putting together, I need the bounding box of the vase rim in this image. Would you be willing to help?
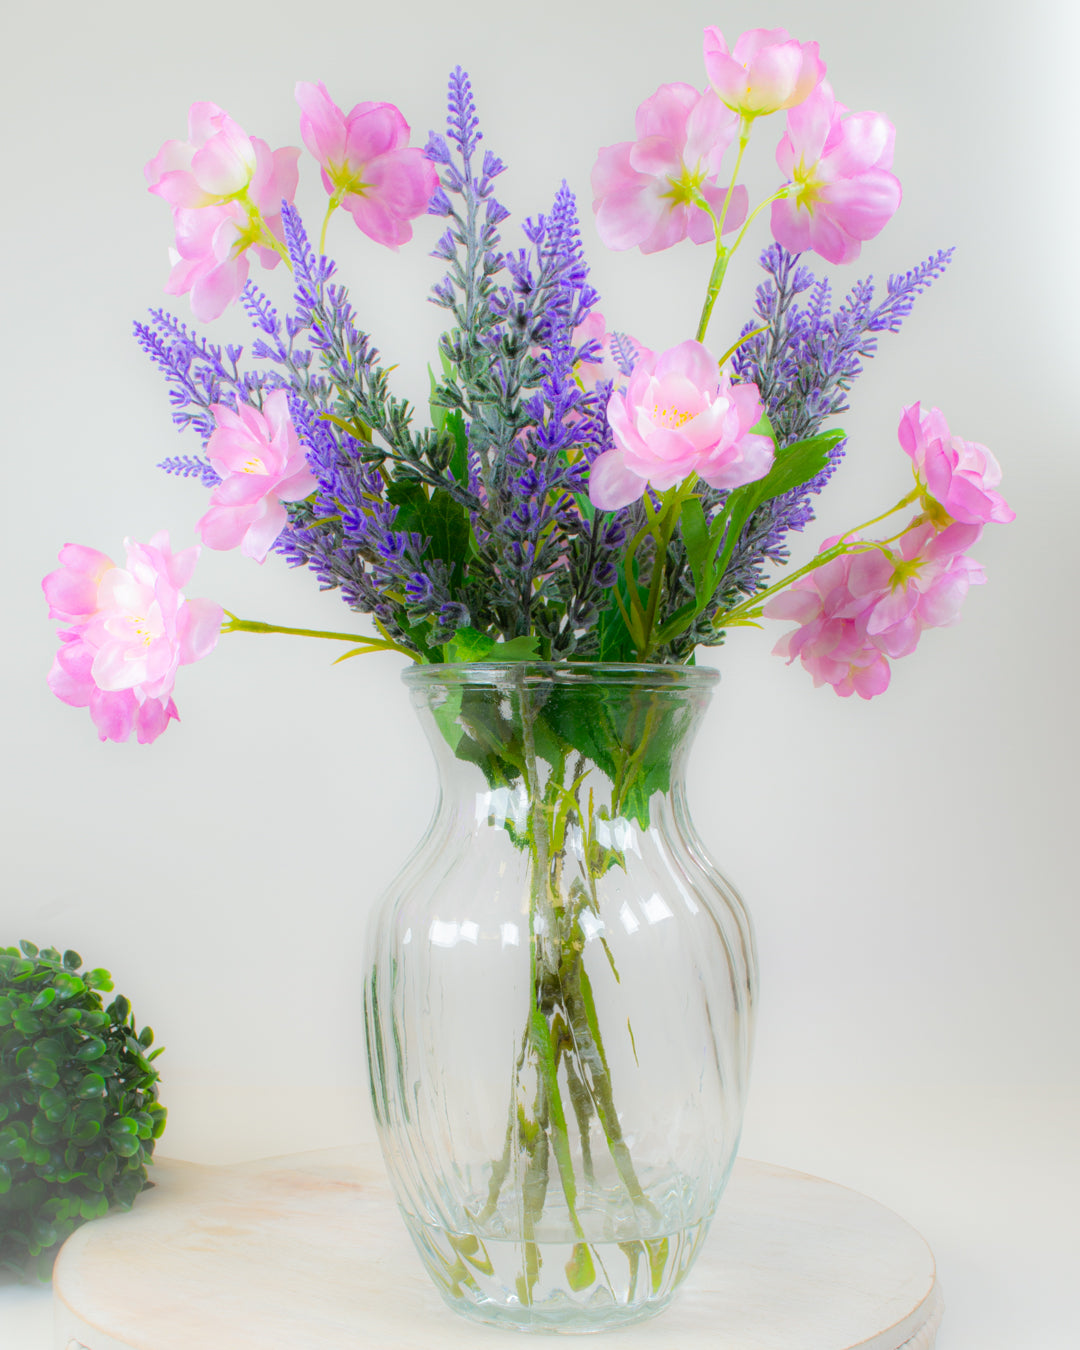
[402,661,719,691]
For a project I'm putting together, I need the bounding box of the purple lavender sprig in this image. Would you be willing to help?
[705,244,954,617]
[133,309,276,445]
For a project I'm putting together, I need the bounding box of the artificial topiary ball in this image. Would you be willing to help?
[0,942,166,1276]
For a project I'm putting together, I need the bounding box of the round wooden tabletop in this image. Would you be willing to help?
[53,1145,941,1349]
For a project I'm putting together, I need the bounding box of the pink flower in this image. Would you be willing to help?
[898,403,1015,526]
[43,534,223,744]
[766,525,986,697]
[592,83,748,254]
[765,547,891,699]
[703,27,825,118]
[197,391,317,563]
[771,83,901,265]
[146,103,258,208]
[850,522,987,658]
[589,340,773,509]
[295,81,438,248]
[146,103,300,321]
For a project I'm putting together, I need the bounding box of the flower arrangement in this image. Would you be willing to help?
[42,26,1012,743]
[36,27,1016,1326]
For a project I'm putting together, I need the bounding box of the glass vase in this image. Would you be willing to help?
[364,662,756,1333]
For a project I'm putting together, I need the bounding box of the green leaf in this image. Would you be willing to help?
[752,428,844,502]
[53,1170,87,1186]
[491,635,540,662]
[26,1059,59,1089]
[18,942,39,959]
[86,968,113,993]
[424,488,471,576]
[678,496,712,602]
[75,1037,106,1063]
[79,1193,109,1221]
[443,408,469,486]
[37,1089,68,1124]
[595,593,639,663]
[427,364,447,432]
[565,1242,597,1291]
[30,989,56,1011]
[70,1120,101,1146]
[319,410,372,442]
[63,950,82,971]
[30,1114,61,1146]
[384,477,428,534]
[75,1073,106,1100]
[445,627,495,663]
[53,974,86,1001]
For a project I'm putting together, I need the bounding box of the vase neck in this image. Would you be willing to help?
[405,663,716,828]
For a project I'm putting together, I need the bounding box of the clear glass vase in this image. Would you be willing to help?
[364,663,756,1333]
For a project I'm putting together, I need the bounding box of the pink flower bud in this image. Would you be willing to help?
[703,27,825,118]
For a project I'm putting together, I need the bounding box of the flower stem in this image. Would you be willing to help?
[714,488,924,630]
[638,478,697,661]
[222,612,419,661]
[694,119,751,343]
[319,195,343,256]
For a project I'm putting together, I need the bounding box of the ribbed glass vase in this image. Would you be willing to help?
[364,662,756,1333]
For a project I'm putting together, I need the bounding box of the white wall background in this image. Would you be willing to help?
[2,0,1078,1345]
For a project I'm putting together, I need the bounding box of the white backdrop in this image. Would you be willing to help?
[2,0,1078,1345]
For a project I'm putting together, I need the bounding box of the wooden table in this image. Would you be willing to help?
[53,1146,942,1348]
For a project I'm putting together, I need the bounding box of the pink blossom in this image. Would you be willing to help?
[146,103,258,208]
[197,391,317,562]
[765,548,891,699]
[146,104,299,321]
[850,522,986,658]
[771,83,901,265]
[295,81,438,248]
[592,83,748,255]
[703,27,825,118]
[766,525,986,697]
[43,534,222,744]
[589,340,773,509]
[898,403,1015,526]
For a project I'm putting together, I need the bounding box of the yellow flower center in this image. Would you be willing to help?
[791,157,823,210]
[889,556,923,590]
[242,456,266,475]
[651,402,694,429]
[662,163,707,209]
[130,616,154,647]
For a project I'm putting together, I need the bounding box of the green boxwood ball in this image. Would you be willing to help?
[0,942,166,1276]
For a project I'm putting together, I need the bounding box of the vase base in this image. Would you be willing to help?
[406,1209,709,1334]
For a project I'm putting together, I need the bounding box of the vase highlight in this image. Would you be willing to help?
[365,663,755,1332]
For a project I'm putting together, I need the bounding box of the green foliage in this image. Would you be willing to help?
[0,943,165,1279]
